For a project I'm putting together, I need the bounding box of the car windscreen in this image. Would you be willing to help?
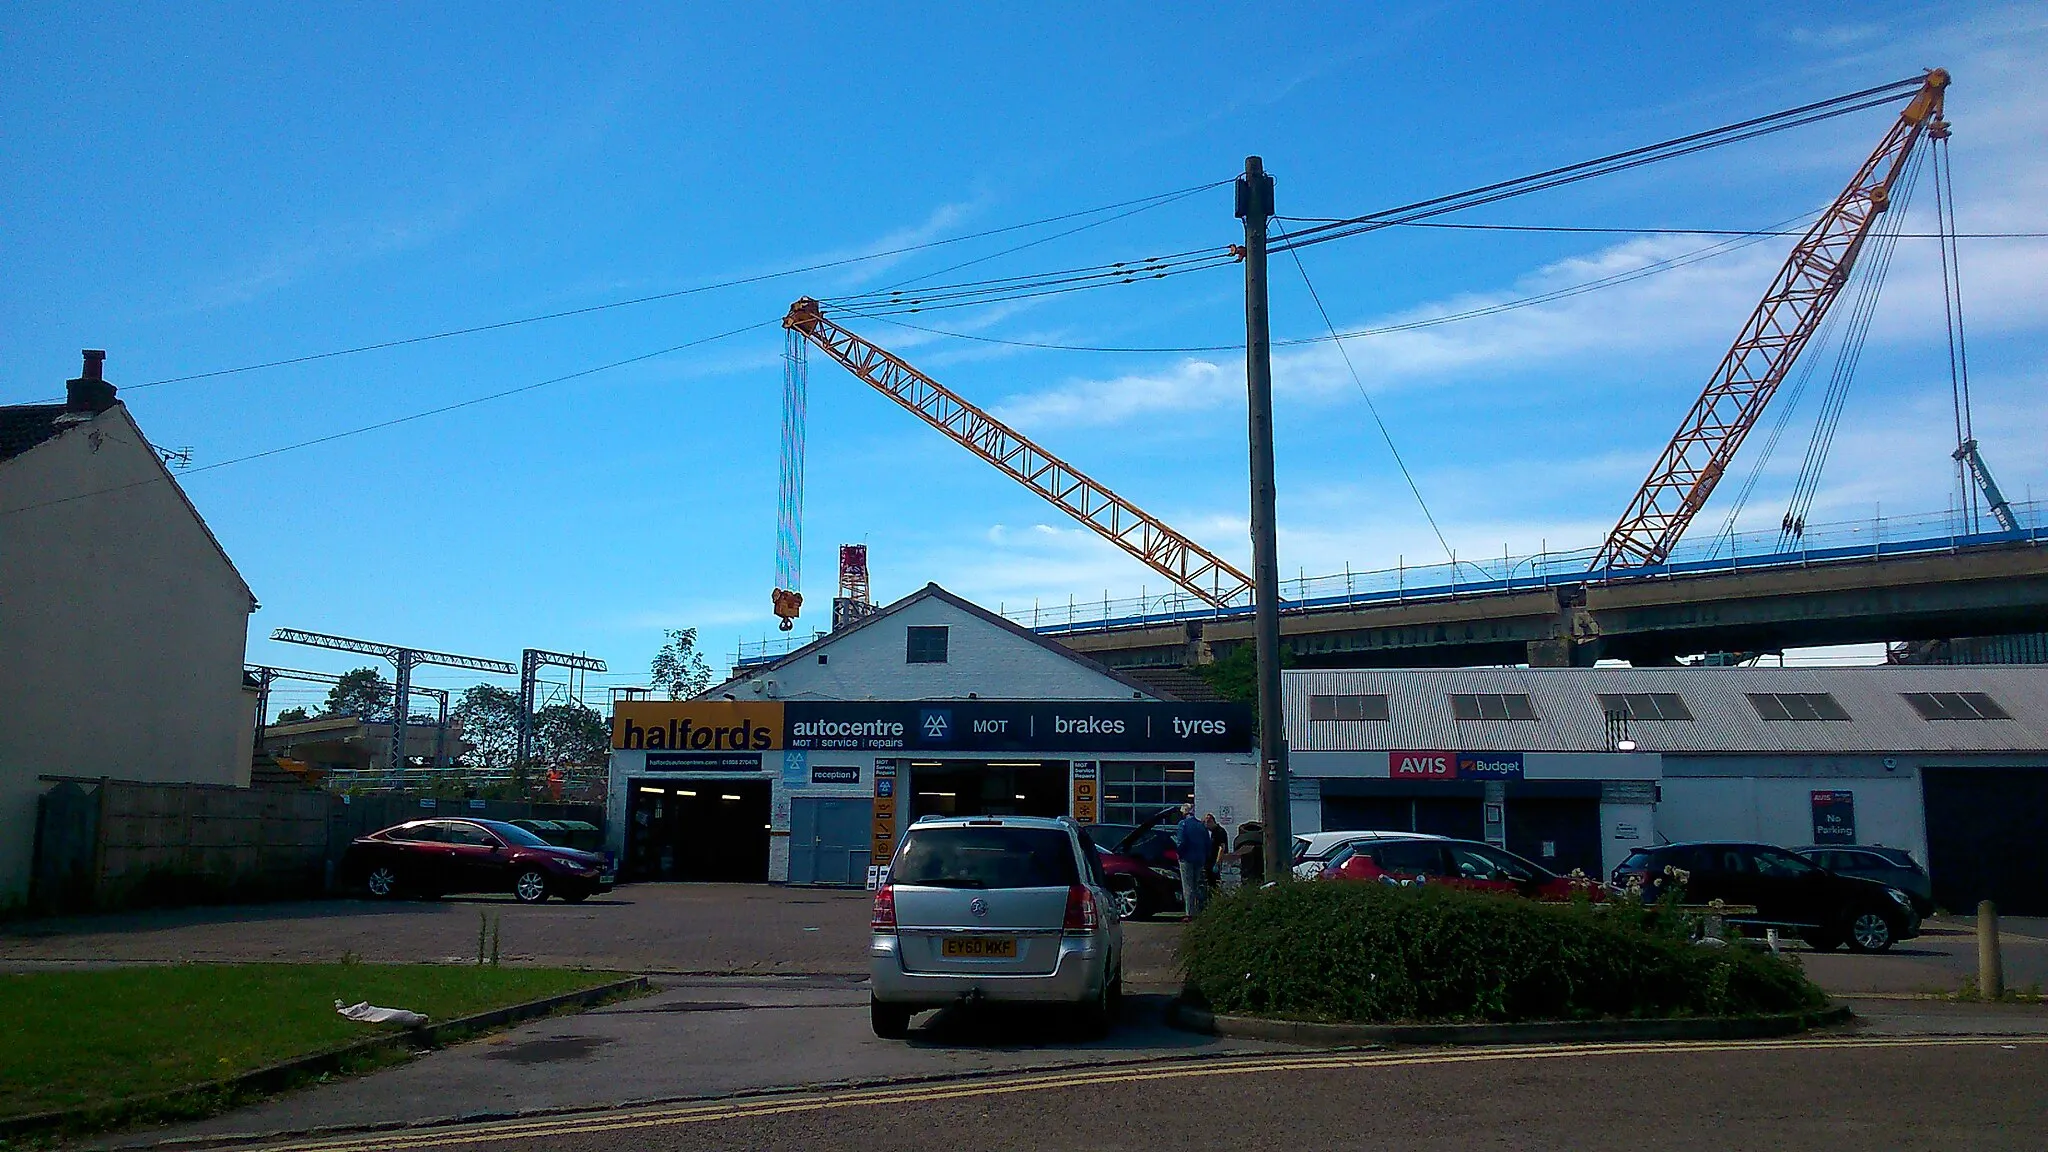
[479,821,553,848]
[1618,849,1655,872]
[892,826,1080,890]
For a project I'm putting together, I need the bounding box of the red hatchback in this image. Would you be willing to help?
[1321,836,1591,902]
[342,818,614,904]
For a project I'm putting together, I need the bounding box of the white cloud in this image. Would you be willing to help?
[992,357,1239,427]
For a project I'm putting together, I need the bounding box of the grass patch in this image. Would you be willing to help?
[0,963,622,1124]
[1181,881,1827,1025]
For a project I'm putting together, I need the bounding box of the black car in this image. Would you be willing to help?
[1613,841,1920,952]
[1794,845,1935,918]
[341,818,614,903]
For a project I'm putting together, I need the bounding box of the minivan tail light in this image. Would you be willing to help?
[1063,884,1096,935]
[872,884,897,932]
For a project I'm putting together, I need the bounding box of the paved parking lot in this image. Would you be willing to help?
[15,885,2045,1148]
[0,883,1189,988]
[7,885,2042,997]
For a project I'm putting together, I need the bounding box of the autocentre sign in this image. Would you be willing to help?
[613,700,1251,754]
[1387,750,1526,780]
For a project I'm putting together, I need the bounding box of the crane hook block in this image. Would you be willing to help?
[772,588,803,631]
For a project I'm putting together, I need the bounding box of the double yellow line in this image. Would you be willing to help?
[252,1035,2046,1152]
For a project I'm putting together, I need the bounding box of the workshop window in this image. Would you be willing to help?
[1308,694,1390,721]
[1595,692,1694,721]
[1449,693,1538,721]
[1747,692,1851,721]
[1901,691,2010,720]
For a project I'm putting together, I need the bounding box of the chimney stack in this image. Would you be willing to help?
[66,349,117,414]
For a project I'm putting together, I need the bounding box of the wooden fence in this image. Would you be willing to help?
[30,778,604,914]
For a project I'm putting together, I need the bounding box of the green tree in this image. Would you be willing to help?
[275,706,311,724]
[533,702,609,766]
[452,684,525,769]
[320,667,392,721]
[650,627,714,700]
[1193,645,1293,733]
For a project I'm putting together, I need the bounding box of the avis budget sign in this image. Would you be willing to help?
[1388,750,1456,779]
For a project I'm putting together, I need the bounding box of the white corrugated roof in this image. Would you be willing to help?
[1284,666,2048,754]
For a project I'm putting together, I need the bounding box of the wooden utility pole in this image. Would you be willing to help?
[1238,156,1292,877]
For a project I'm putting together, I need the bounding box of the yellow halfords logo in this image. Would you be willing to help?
[611,702,783,751]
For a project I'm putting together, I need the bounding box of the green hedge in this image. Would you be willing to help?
[1180,881,1826,1024]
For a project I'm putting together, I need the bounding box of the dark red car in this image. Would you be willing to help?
[342,818,614,904]
[1084,812,1183,920]
[1321,836,1594,902]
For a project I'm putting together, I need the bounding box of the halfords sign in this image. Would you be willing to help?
[611,701,1250,754]
[613,702,781,751]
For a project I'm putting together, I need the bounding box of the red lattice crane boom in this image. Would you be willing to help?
[781,298,1253,614]
[1593,69,1950,570]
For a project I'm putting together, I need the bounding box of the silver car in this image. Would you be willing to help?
[869,815,1123,1038]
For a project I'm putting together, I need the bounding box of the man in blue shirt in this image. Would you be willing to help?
[1174,803,1209,917]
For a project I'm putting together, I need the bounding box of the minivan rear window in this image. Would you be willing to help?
[893,826,1080,890]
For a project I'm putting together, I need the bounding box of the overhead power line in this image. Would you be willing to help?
[836,210,1815,354]
[1276,224,1455,566]
[1271,74,1929,253]
[1275,217,2048,239]
[32,178,1231,402]
[1,320,773,519]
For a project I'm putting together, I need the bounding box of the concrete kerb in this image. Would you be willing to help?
[93,1048,1341,1152]
[0,976,650,1143]
[1165,997,1855,1046]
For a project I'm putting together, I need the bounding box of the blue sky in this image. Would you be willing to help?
[5,3,2044,710]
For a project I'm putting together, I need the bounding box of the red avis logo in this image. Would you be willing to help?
[1388,750,1456,779]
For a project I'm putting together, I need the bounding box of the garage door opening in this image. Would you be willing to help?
[1923,767,2048,915]
[624,779,771,882]
[906,760,1069,821]
[1504,798,1603,877]
[1322,792,1485,840]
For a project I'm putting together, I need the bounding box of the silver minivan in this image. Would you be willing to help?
[869,815,1123,1038]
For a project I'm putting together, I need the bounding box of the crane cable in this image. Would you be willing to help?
[773,329,808,627]
[1703,300,1847,555]
[1776,147,1927,546]
[1933,132,1981,531]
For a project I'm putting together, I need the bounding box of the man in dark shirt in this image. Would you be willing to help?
[1202,813,1227,887]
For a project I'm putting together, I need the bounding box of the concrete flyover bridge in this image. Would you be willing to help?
[1023,505,2048,669]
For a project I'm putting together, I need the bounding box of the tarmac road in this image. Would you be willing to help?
[170,1037,2048,1152]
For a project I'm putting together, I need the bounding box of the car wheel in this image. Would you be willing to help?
[1846,911,1895,953]
[1109,880,1142,921]
[870,998,911,1039]
[364,866,401,899]
[1800,930,1842,952]
[512,869,550,904]
[1075,971,1118,1039]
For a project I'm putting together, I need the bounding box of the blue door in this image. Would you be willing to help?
[789,797,872,887]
